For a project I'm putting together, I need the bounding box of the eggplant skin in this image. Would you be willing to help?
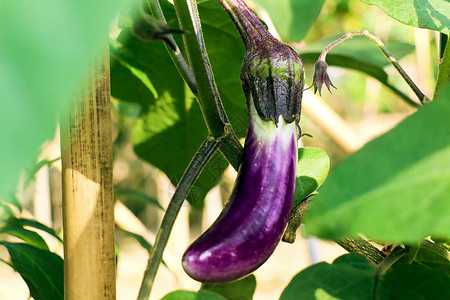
[182,102,298,283]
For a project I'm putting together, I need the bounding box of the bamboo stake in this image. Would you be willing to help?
[60,47,116,300]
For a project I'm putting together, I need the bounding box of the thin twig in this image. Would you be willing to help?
[318,30,429,105]
[137,137,223,300]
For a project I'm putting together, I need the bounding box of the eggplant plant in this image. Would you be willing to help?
[1,0,450,299]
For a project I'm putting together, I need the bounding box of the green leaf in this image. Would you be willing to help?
[26,158,60,183]
[14,218,62,242]
[293,147,330,208]
[0,226,49,251]
[280,253,376,300]
[414,243,450,277]
[305,87,450,242]
[161,289,226,300]
[200,274,256,300]
[254,0,325,42]
[377,263,450,299]
[111,0,247,207]
[0,0,132,199]
[1,196,21,220]
[281,253,450,300]
[115,188,163,210]
[360,0,450,34]
[0,242,63,300]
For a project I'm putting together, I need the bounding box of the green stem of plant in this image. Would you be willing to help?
[421,240,450,260]
[372,244,409,300]
[136,137,223,300]
[336,236,385,265]
[146,0,198,94]
[434,36,450,100]
[147,0,243,171]
[173,0,243,170]
[319,30,429,106]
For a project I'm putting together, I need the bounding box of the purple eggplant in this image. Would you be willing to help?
[182,0,304,283]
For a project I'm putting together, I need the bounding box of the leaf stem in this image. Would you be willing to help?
[173,0,243,169]
[145,0,198,94]
[421,240,450,260]
[372,244,409,300]
[136,137,223,300]
[319,31,429,106]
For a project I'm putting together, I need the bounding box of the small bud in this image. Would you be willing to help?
[310,60,336,96]
[131,15,183,50]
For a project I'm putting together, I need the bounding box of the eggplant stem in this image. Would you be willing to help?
[137,137,223,300]
[318,30,428,106]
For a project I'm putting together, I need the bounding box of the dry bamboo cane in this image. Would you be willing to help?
[60,46,116,300]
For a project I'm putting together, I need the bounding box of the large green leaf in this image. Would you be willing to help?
[280,253,376,300]
[200,274,256,300]
[305,87,450,242]
[281,253,450,300]
[293,147,330,208]
[0,242,63,300]
[16,218,62,242]
[0,0,131,199]
[377,263,450,299]
[254,0,325,42]
[360,0,450,34]
[0,226,49,251]
[414,243,450,277]
[111,0,246,207]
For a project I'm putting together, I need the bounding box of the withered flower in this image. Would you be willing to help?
[310,60,336,96]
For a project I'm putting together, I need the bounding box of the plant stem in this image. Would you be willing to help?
[372,244,409,300]
[434,36,450,100]
[319,30,429,105]
[147,0,243,170]
[421,240,450,260]
[336,236,385,265]
[173,0,243,169]
[136,137,222,300]
[146,0,197,94]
